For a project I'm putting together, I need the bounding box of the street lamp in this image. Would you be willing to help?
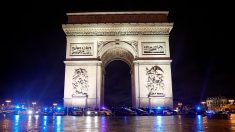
[5,100,11,107]
[178,102,183,107]
[201,101,206,108]
[201,101,206,105]
[53,103,57,107]
[32,102,36,107]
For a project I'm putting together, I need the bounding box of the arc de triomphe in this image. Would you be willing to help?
[62,12,173,108]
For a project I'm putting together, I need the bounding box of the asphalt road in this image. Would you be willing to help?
[0,114,234,131]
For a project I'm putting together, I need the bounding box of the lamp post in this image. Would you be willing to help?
[53,103,57,108]
[201,101,206,106]
[5,100,11,107]
[177,102,183,114]
[201,101,206,109]
[32,102,36,108]
[178,102,183,107]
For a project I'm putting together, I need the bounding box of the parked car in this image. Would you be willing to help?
[139,107,155,115]
[112,107,137,116]
[42,107,53,116]
[69,107,83,116]
[131,108,148,116]
[54,107,66,116]
[99,107,112,116]
[162,109,175,116]
[84,107,99,116]
[206,110,231,119]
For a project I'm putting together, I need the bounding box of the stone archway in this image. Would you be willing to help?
[62,11,173,108]
[100,46,135,107]
[103,60,132,107]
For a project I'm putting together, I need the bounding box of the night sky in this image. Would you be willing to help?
[0,1,234,106]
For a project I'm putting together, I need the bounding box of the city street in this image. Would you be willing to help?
[0,114,235,131]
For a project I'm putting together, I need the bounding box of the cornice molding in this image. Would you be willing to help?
[63,23,173,36]
[67,11,169,15]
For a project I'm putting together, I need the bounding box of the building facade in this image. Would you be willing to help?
[206,96,228,110]
[62,12,173,108]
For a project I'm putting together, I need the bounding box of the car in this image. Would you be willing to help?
[139,107,155,115]
[2,108,15,115]
[206,111,231,119]
[131,108,148,116]
[151,107,164,115]
[54,107,66,116]
[99,107,112,116]
[42,107,53,116]
[112,107,137,116]
[15,109,27,115]
[162,109,175,116]
[69,107,83,116]
[84,108,99,116]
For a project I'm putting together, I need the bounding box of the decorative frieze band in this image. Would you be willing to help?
[63,23,173,36]
[97,39,138,53]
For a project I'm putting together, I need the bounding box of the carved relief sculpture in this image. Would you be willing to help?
[72,68,89,97]
[70,43,93,56]
[146,65,165,97]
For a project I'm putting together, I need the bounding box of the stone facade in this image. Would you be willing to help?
[206,96,228,110]
[62,12,173,108]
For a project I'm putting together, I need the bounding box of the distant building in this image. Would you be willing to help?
[206,96,227,110]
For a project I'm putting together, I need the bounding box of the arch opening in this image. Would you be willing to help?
[104,60,132,108]
[100,47,134,108]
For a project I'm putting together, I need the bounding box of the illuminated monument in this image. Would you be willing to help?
[62,12,173,108]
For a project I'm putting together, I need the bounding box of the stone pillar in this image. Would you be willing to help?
[134,60,173,108]
[63,61,102,108]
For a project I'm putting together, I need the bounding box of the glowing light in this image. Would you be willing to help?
[157,106,161,110]
[56,116,62,125]
[87,111,91,115]
[14,115,20,132]
[85,116,92,127]
[53,103,57,107]
[15,115,20,122]
[16,105,20,109]
[196,115,204,131]
[27,110,33,115]
[178,102,183,106]
[43,116,48,132]
[43,116,48,126]
[155,116,163,131]
[27,115,32,129]
[5,100,11,107]
[196,106,201,111]
[206,110,215,114]
[101,116,107,132]
[55,116,62,131]
[35,115,39,119]
[57,107,61,110]
[5,100,11,103]
[201,101,206,105]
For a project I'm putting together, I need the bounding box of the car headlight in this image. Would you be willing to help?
[27,110,33,115]
[87,111,91,115]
